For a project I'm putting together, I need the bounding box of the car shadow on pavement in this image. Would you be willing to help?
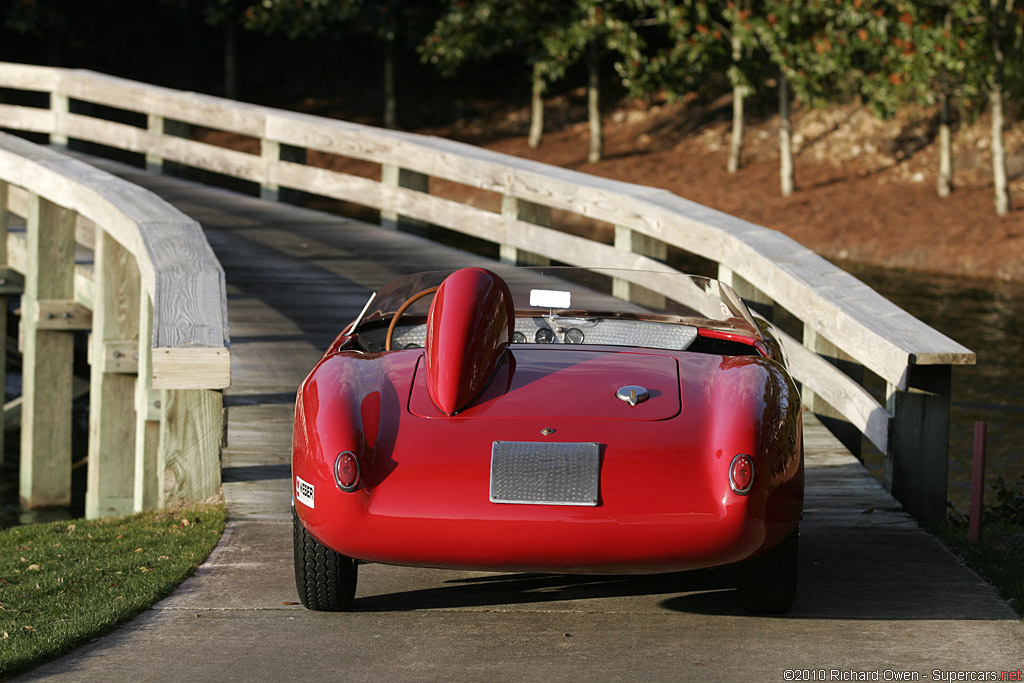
[348,527,1022,620]
[352,565,747,615]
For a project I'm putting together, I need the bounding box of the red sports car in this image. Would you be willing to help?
[292,267,803,613]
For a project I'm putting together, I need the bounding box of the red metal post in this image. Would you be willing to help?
[968,422,987,544]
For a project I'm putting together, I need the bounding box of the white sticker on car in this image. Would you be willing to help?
[296,476,315,509]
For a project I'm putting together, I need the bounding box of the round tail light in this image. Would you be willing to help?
[334,451,361,491]
[729,454,754,495]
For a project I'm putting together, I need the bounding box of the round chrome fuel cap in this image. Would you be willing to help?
[615,385,650,407]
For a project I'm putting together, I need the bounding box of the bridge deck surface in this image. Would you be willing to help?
[24,159,1023,682]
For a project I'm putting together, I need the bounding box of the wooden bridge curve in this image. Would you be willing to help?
[4,65,1023,680]
[0,63,976,527]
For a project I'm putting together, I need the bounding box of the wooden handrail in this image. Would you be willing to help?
[0,133,229,388]
[0,62,974,524]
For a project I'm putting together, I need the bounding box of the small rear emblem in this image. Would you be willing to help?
[616,385,650,407]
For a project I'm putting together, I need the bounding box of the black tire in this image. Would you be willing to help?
[293,511,358,611]
[737,527,798,614]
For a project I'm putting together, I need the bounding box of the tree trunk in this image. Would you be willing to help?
[528,63,544,148]
[383,29,397,130]
[223,19,238,100]
[937,94,953,198]
[587,41,602,164]
[989,0,1010,215]
[728,34,744,174]
[778,70,794,197]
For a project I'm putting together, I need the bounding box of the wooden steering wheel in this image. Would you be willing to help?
[385,286,439,351]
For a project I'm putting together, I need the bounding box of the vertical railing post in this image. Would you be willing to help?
[261,142,306,203]
[801,325,865,459]
[20,194,76,508]
[613,225,666,306]
[146,114,165,173]
[260,139,281,202]
[134,292,162,511]
[886,364,952,527]
[499,195,551,266]
[86,231,141,518]
[381,164,429,231]
[159,389,223,505]
[50,91,69,147]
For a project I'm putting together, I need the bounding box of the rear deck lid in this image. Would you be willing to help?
[409,348,680,420]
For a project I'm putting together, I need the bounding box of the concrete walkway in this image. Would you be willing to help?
[21,161,1024,682]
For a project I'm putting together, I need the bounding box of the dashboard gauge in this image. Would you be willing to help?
[534,327,556,344]
[564,328,584,344]
[512,331,527,344]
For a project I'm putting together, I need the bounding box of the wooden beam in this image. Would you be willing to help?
[4,377,89,433]
[380,164,429,231]
[151,347,230,390]
[50,91,69,147]
[134,292,160,511]
[772,323,889,456]
[260,139,280,202]
[614,225,666,308]
[145,114,165,174]
[95,339,140,374]
[34,299,92,330]
[886,365,952,527]
[801,325,866,459]
[160,388,223,505]
[20,193,75,508]
[500,195,551,266]
[0,133,230,362]
[86,230,140,518]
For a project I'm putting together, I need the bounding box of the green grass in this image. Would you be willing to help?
[0,502,225,677]
[938,476,1024,618]
[937,521,1024,617]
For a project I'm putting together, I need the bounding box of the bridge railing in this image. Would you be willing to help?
[0,70,229,517]
[0,63,974,525]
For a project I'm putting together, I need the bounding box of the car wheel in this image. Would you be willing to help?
[736,527,798,614]
[293,510,358,611]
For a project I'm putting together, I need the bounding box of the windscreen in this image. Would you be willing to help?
[354,267,760,339]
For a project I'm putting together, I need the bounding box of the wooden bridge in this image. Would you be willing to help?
[0,63,975,529]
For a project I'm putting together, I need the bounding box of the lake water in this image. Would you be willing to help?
[840,262,1024,513]
[1,262,1021,528]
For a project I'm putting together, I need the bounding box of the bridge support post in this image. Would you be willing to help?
[260,139,280,202]
[50,92,69,147]
[146,115,165,173]
[160,389,223,505]
[613,226,665,307]
[381,165,429,231]
[261,142,306,203]
[886,365,951,527]
[801,326,864,459]
[20,194,75,508]
[86,231,141,518]
[134,292,161,511]
[500,196,551,266]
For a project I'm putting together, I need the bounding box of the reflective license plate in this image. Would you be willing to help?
[489,441,601,506]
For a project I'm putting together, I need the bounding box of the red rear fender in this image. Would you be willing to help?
[704,356,802,535]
